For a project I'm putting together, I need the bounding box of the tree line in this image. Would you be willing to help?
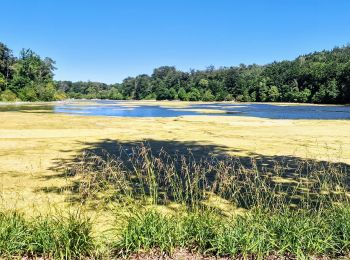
[57,45,350,104]
[1,41,350,103]
[0,42,66,101]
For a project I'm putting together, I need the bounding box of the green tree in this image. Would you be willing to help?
[325,79,340,103]
[178,87,188,101]
[0,74,6,91]
[188,88,201,101]
[199,79,209,88]
[18,85,38,101]
[156,86,171,100]
[0,42,13,87]
[312,80,339,103]
[108,88,124,100]
[37,82,57,101]
[268,86,280,102]
[168,87,178,100]
[202,90,215,101]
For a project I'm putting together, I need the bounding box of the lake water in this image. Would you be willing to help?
[1,100,350,120]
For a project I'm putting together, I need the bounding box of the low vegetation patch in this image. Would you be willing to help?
[116,206,350,258]
[0,210,94,258]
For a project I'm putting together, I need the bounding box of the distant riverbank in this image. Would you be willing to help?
[1,100,349,119]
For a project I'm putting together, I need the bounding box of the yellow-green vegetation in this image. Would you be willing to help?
[1,101,350,258]
[0,102,349,210]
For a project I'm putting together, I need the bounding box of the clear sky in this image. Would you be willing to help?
[1,0,349,84]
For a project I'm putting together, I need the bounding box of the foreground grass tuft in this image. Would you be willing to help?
[115,207,350,258]
[0,210,94,258]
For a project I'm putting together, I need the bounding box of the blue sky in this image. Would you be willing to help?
[1,0,349,83]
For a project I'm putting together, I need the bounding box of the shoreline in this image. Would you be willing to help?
[0,99,349,107]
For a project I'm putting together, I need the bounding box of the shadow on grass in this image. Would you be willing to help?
[39,139,234,203]
[38,138,350,209]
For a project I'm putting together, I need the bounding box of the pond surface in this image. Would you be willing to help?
[1,100,350,120]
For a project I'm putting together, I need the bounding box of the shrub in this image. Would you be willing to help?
[0,89,18,101]
[18,85,38,101]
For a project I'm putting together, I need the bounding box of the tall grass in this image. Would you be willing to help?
[0,210,94,258]
[62,143,350,257]
[69,144,349,210]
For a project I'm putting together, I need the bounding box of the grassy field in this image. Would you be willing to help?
[1,101,350,258]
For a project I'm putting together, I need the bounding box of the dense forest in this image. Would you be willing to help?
[1,41,350,103]
[56,45,350,104]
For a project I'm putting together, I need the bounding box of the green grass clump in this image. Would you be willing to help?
[115,207,350,258]
[0,210,94,258]
[116,210,179,255]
